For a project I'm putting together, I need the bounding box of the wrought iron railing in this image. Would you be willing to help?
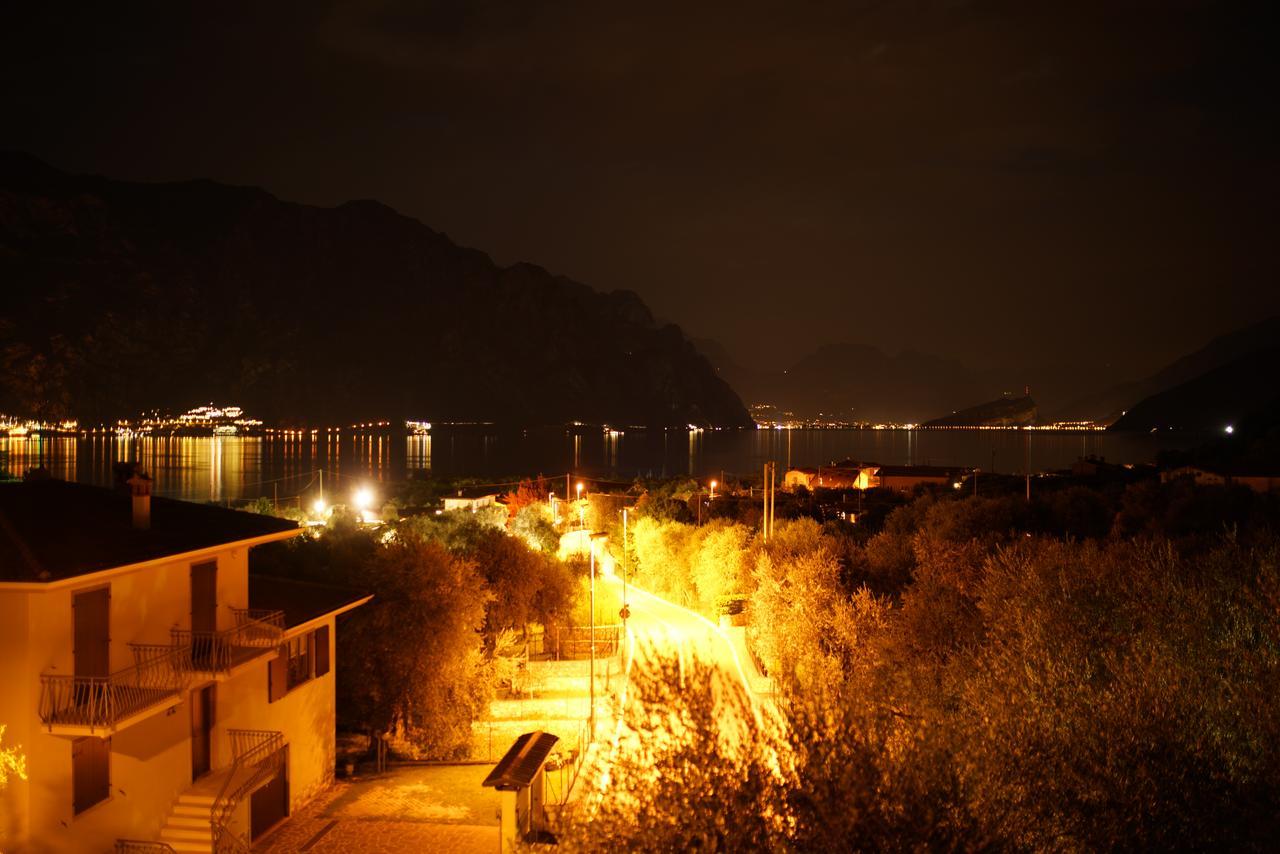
[172,609,285,674]
[231,608,286,647]
[39,645,188,730]
[212,729,285,854]
[114,841,176,854]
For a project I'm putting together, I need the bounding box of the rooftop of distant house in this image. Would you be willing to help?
[0,478,300,583]
[249,574,371,629]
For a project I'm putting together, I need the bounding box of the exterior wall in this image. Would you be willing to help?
[784,470,815,489]
[0,544,278,853]
[216,621,338,813]
[1233,476,1279,493]
[878,475,950,492]
[443,494,498,512]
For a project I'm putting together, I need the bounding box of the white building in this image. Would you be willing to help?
[0,477,369,853]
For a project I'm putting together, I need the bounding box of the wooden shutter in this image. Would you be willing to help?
[72,736,110,814]
[268,647,288,703]
[190,561,218,634]
[314,626,330,678]
[73,588,111,679]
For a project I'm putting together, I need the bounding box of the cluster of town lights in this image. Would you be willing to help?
[308,487,376,522]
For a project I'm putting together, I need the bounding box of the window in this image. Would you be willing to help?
[269,626,330,703]
[285,634,311,691]
[72,736,110,815]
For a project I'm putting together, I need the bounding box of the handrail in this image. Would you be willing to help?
[114,841,177,853]
[39,645,188,730]
[172,610,284,674]
[232,607,285,632]
[231,608,285,648]
[211,729,285,854]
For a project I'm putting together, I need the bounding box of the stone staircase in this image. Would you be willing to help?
[156,791,216,853]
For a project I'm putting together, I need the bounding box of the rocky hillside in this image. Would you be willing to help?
[1108,347,1280,433]
[924,394,1037,427]
[1056,316,1280,422]
[0,154,751,427]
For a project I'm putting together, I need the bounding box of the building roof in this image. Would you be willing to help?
[872,465,961,478]
[482,730,561,791]
[0,479,299,583]
[444,487,500,501]
[249,574,372,629]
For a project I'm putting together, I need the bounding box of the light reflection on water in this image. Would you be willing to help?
[0,429,1197,503]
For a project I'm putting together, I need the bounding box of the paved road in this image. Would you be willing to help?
[571,574,774,812]
[609,576,763,703]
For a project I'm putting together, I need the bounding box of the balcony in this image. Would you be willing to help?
[171,609,285,677]
[39,645,188,735]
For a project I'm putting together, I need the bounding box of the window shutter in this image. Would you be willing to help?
[314,626,330,678]
[268,647,288,703]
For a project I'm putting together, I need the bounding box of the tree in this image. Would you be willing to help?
[464,527,574,647]
[338,537,492,759]
[0,724,27,788]
[504,476,548,517]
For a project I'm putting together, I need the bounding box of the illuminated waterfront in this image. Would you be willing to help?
[0,428,1200,504]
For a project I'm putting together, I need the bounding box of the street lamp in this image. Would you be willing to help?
[588,531,607,738]
[312,498,327,516]
[576,481,585,528]
[620,508,631,650]
[709,479,718,501]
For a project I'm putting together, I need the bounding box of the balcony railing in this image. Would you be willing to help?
[172,609,285,675]
[39,645,188,732]
[212,730,286,854]
[230,607,286,647]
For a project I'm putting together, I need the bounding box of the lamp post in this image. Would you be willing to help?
[588,531,607,738]
[576,481,585,528]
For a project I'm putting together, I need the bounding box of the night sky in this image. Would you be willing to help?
[5,1,1277,384]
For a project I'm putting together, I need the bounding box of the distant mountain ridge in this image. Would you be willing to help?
[924,394,1037,428]
[1057,316,1280,422]
[0,153,752,427]
[1109,347,1280,433]
[694,339,991,423]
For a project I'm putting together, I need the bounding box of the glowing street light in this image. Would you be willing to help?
[1225,425,1235,435]
[353,488,373,512]
[312,498,327,516]
[709,479,718,500]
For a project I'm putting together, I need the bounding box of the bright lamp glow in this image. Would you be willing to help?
[353,488,373,511]
[312,499,327,515]
[1225,425,1234,434]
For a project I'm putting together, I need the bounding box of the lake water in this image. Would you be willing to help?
[1,428,1199,505]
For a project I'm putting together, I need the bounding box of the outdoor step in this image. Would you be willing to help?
[177,794,217,806]
[161,827,214,841]
[166,816,213,829]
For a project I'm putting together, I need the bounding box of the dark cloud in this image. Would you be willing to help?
[4,0,1277,393]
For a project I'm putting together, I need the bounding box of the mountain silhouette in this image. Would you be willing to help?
[0,153,751,428]
[1057,316,1280,422]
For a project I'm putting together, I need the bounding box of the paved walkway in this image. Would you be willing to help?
[255,766,498,854]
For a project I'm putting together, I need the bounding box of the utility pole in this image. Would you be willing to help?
[1024,431,1031,504]
[769,462,776,538]
[588,535,599,738]
[762,463,769,541]
[566,472,571,502]
[622,508,629,625]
